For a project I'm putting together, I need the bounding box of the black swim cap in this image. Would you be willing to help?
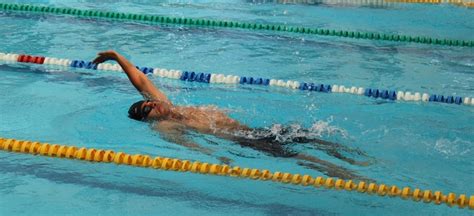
[128,100,147,121]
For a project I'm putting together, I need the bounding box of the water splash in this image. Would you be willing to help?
[462,62,474,67]
[433,138,472,158]
[230,116,349,143]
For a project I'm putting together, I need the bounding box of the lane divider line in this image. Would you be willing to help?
[0,3,473,47]
[275,0,473,8]
[384,0,474,7]
[1,52,473,107]
[0,137,472,209]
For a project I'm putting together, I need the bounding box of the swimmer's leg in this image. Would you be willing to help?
[231,128,368,165]
[231,134,368,180]
[251,126,370,165]
[293,136,364,155]
[295,153,372,181]
[293,137,372,166]
[232,136,295,158]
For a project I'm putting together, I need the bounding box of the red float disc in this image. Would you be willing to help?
[17,54,26,62]
[38,56,45,64]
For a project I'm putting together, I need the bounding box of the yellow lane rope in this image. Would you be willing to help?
[0,137,472,210]
[385,0,441,3]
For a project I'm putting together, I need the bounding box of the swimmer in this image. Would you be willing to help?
[93,50,369,180]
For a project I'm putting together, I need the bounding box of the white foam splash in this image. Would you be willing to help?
[429,59,440,64]
[308,117,349,139]
[229,116,349,143]
[462,62,473,67]
[433,138,471,158]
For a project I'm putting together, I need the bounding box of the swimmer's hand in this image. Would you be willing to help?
[218,156,233,165]
[92,50,118,64]
[94,50,172,103]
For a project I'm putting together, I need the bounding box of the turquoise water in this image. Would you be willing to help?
[0,1,473,215]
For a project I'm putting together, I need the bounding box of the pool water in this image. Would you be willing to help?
[0,1,473,215]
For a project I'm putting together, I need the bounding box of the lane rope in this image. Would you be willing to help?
[1,52,473,107]
[0,3,473,47]
[277,0,474,8]
[0,137,472,209]
[276,0,396,6]
[384,0,474,7]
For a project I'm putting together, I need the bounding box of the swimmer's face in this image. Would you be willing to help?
[141,100,171,121]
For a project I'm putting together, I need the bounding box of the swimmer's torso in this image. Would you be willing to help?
[160,105,249,136]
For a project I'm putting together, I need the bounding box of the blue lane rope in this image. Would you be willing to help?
[0,52,473,107]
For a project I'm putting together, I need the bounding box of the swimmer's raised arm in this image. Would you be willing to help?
[93,50,171,104]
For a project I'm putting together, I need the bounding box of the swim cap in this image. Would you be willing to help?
[128,100,147,121]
